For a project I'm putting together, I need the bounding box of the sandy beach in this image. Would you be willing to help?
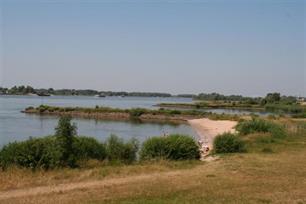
[188,118,237,150]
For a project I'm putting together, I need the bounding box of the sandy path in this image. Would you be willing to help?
[188,118,237,150]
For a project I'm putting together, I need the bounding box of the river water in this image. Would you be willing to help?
[0,95,197,147]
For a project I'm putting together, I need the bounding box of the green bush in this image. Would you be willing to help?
[236,118,286,138]
[213,133,246,154]
[73,137,107,161]
[0,136,62,170]
[165,135,200,160]
[0,136,108,170]
[129,108,147,118]
[38,105,50,113]
[140,134,200,160]
[105,135,139,164]
[140,137,168,160]
[55,116,78,167]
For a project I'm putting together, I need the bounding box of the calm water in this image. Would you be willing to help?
[0,95,196,147]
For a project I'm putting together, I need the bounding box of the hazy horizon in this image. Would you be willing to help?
[0,0,305,96]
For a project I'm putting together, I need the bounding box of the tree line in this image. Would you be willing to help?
[0,86,303,102]
[194,92,301,105]
[0,86,172,97]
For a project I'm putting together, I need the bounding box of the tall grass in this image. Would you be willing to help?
[105,135,139,164]
[236,118,287,139]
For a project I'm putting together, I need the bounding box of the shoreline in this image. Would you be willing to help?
[23,110,202,124]
[188,118,237,156]
[22,105,240,124]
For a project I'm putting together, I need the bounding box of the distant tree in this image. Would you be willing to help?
[265,93,281,103]
[48,88,55,94]
[25,86,34,94]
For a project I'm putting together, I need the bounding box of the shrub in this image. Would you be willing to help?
[140,134,200,160]
[236,118,286,139]
[165,135,200,160]
[0,136,62,170]
[38,105,49,113]
[105,135,139,164]
[25,106,34,111]
[213,133,246,154]
[55,116,77,167]
[140,137,168,160]
[0,136,108,170]
[73,137,107,161]
[129,108,147,118]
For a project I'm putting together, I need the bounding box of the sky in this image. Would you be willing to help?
[0,0,305,96]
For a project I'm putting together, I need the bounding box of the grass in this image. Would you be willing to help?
[1,120,305,204]
[0,160,201,192]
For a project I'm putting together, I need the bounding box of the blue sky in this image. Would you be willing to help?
[0,0,305,96]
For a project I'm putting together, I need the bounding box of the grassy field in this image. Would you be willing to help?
[0,120,305,204]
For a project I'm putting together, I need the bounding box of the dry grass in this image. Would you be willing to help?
[0,160,200,191]
[1,120,305,204]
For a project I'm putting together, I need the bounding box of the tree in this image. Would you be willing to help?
[55,116,77,167]
[25,86,34,94]
[265,93,281,103]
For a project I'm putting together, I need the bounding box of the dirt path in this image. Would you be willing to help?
[188,118,237,150]
[0,171,184,201]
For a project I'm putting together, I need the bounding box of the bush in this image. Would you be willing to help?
[140,134,200,160]
[236,118,286,139]
[213,133,246,154]
[105,135,139,164]
[73,137,107,161]
[0,136,62,170]
[38,105,50,113]
[129,108,147,118]
[140,137,168,160]
[0,136,108,170]
[55,116,78,167]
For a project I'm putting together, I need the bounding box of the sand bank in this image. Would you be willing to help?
[188,118,237,150]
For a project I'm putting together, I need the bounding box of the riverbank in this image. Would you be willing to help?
[188,118,237,157]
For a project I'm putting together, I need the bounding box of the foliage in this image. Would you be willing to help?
[129,108,147,118]
[140,135,200,160]
[55,116,78,167]
[73,137,107,161]
[264,104,304,114]
[236,118,286,139]
[0,85,172,97]
[213,133,246,153]
[105,135,139,164]
[264,93,281,103]
[194,92,262,104]
[0,136,62,170]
